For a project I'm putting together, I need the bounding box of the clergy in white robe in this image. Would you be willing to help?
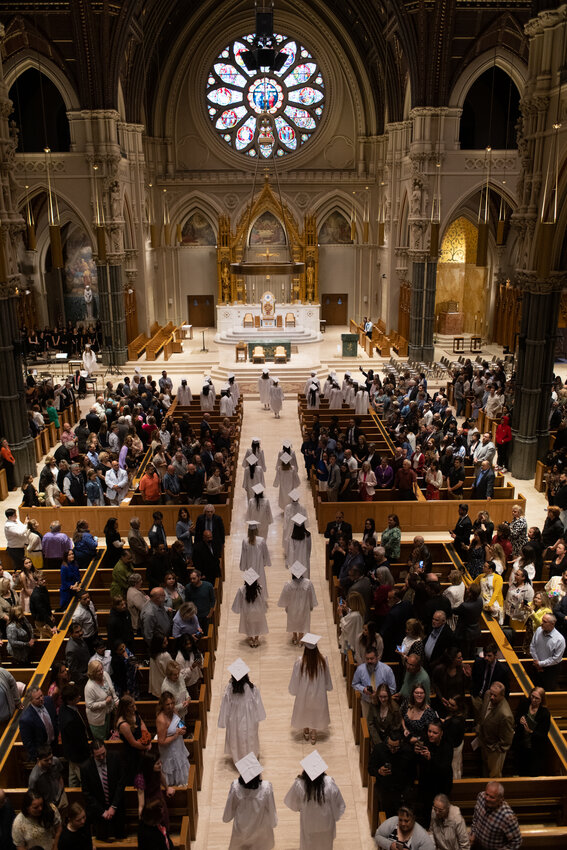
[232,576,269,641]
[278,565,318,637]
[273,457,300,510]
[239,525,272,596]
[246,486,273,539]
[289,639,333,733]
[269,377,284,418]
[258,369,272,408]
[176,381,192,404]
[218,659,266,763]
[220,389,235,416]
[242,440,266,471]
[284,772,345,850]
[200,385,214,411]
[355,389,369,414]
[242,455,266,500]
[223,775,277,850]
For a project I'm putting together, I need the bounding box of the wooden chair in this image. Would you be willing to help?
[276,314,283,328]
[285,312,296,327]
[252,346,265,363]
[254,315,261,328]
[243,313,254,328]
[274,345,287,363]
[236,341,247,361]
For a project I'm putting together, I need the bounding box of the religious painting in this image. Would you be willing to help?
[249,211,286,245]
[181,212,216,245]
[63,230,98,324]
[318,210,351,244]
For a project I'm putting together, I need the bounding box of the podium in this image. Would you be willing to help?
[341,333,358,357]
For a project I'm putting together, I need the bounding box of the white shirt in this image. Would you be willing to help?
[5,518,29,549]
[105,467,129,502]
[530,626,566,667]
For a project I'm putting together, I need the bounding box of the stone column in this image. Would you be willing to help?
[422,260,438,363]
[96,261,113,366]
[108,259,127,365]
[510,271,567,479]
[408,250,428,362]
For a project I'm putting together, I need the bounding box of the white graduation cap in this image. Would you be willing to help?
[282,440,292,448]
[252,482,265,495]
[262,367,269,374]
[227,657,250,682]
[300,633,321,649]
[310,370,316,376]
[272,376,279,383]
[291,513,307,526]
[290,561,307,579]
[301,750,328,781]
[134,366,142,374]
[243,567,260,585]
[246,519,260,527]
[80,370,89,378]
[246,454,259,466]
[288,488,301,501]
[203,374,210,380]
[345,371,351,377]
[221,385,230,392]
[228,373,235,379]
[251,437,261,443]
[235,753,263,784]
[280,452,292,464]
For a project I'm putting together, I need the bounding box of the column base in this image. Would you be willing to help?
[509,436,538,479]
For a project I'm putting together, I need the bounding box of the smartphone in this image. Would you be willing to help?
[338,597,344,606]
[177,720,185,729]
[396,645,403,653]
[383,762,391,771]
[419,560,424,569]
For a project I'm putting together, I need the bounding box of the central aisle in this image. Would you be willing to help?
[193,397,375,849]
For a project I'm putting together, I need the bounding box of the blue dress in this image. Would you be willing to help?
[60,562,81,608]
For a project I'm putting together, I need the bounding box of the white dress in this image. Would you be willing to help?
[218,682,266,762]
[232,585,269,636]
[284,775,346,850]
[246,496,274,539]
[242,466,266,500]
[289,656,333,730]
[158,713,190,786]
[282,501,309,555]
[240,538,272,595]
[269,385,284,415]
[258,376,273,405]
[273,466,300,510]
[355,390,369,414]
[242,447,267,471]
[223,779,277,850]
[286,534,312,576]
[278,578,318,633]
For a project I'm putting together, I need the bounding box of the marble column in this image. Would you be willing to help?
[408,251,428,362]
[108,262,127,365]
[510,271,566,479]
[422,260,438,364]
[96,262,113,365]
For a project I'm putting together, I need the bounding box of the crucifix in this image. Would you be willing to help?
[257,248,280,261]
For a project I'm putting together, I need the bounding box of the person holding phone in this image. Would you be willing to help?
[374,803,434,850]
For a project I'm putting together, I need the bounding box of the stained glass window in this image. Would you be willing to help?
[206,33,324,158]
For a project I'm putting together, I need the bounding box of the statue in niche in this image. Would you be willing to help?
[221,261,231,302]
[306,261,315,302]
[410,181,422,217]
[110,181,121,221]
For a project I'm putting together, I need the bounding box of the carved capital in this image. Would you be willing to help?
[514,270,567,293]
[408,249,429,263]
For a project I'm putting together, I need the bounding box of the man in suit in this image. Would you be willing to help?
[454,584,484,658]
[192,529,221,583]
[423,611,456,669]
[81,739,126,840]
[465,643,510,711]
[472,460,496,500]
[148,510,168,551]
[194,504,225,555]
[381,589,413,661]
[476,682,515,777]
[324,511,353,556]
[450,503,473,560]
[19,687,57,761]
[59,684,91,787]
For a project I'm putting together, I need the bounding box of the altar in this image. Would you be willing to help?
[215,301,321,344]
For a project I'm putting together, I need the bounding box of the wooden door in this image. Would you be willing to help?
[187,294,215,327]
[124,289,138,344]
[321,293,348,325]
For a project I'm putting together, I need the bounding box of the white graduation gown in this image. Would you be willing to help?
[282,501,309,554]
[232,585,269,636]
[217,681,266,763]
[323,379,333,399]
[229,381,240,402]
[304,377,319,396]
[284,775,345,850]
[220,395,235,416]
[242,447,266,472]
[355,390,369,414]
[288,656,333,730]
[246,496,274,539]
[239,538,272,595]
[273,466,300,510]
[258,376,273,405]
[82,349,97,375]
[277,578,318,633]
[269,385,284,414]
[200,392,215,411]
[223,779,277,850]
[176,385,192,404]
[242,466,266,500]
[328,388,343,409]
[286,534,312,576]
[307,391,320,410]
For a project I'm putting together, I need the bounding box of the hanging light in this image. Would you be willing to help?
[148,182,161,249]
[363,187,369,244]
[24,184,36,251]
[45,147,63,268]
[92,164,107,262]
[476,146,491,267]
[163,189,171,246]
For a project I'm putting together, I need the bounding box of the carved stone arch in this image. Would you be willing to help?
[448,48,527,110]
[232,180,303,258]
[3,52,81,111]
[439,180,518,238]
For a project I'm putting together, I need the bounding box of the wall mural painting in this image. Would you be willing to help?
[63,231,98,324]
[249,211,286,245]
[181,212,216,245]
[318,210,351,244]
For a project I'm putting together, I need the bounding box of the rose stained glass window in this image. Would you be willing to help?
[206,33,324,158]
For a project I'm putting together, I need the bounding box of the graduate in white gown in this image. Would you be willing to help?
[286,513,312,575]
[239,521,271,596]
[242,454,266,500]
[307,382,321,409]
[341,372,351,396]
[200,383,214,411]
[343,380,355,407]
[284,751,346,850]
[246,483,273,539]
[81,344,97,376]
[277,440,298,471]
[227,373,240,403]
[328,382,343,410]
[354,386,370,414]
[218,658,266,763]
[273,452,300,510]
[278,562,318,644]
[304,371,319,396]
[282,488,310,556]
[223,753,277,850]
[219,387,235,416]
[242,438,266,472]
[258,368,272,409]
[269,376,284,418]
[176,380,192,405]
[232,568,269,647]
[289,634,333,743]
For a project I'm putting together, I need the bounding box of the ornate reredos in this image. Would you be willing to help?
[232,177,304,261]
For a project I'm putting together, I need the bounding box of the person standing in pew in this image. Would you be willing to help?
[128,517,150,565]
[475,683,515,778]
[469,782,521,850]
[58,802,93,850]
[192,529,221,583]
[72,590,98,654]
[141,588,172,645]
[147,543,170,591]
[65,623,91,690]
[0,789,15,850]
[28,745,67,813]
[428,794,470,850]
[368,731,416,818]
[462,643,510,713]
[137,799,174,850]
[59,684,91,787]
[109,549,135,599]
[529,612,566,691]
[415,721,453,821]
[19,687,57,762]
[80,739,127,841]
[184,569,216,632]
[449,503,473,561]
